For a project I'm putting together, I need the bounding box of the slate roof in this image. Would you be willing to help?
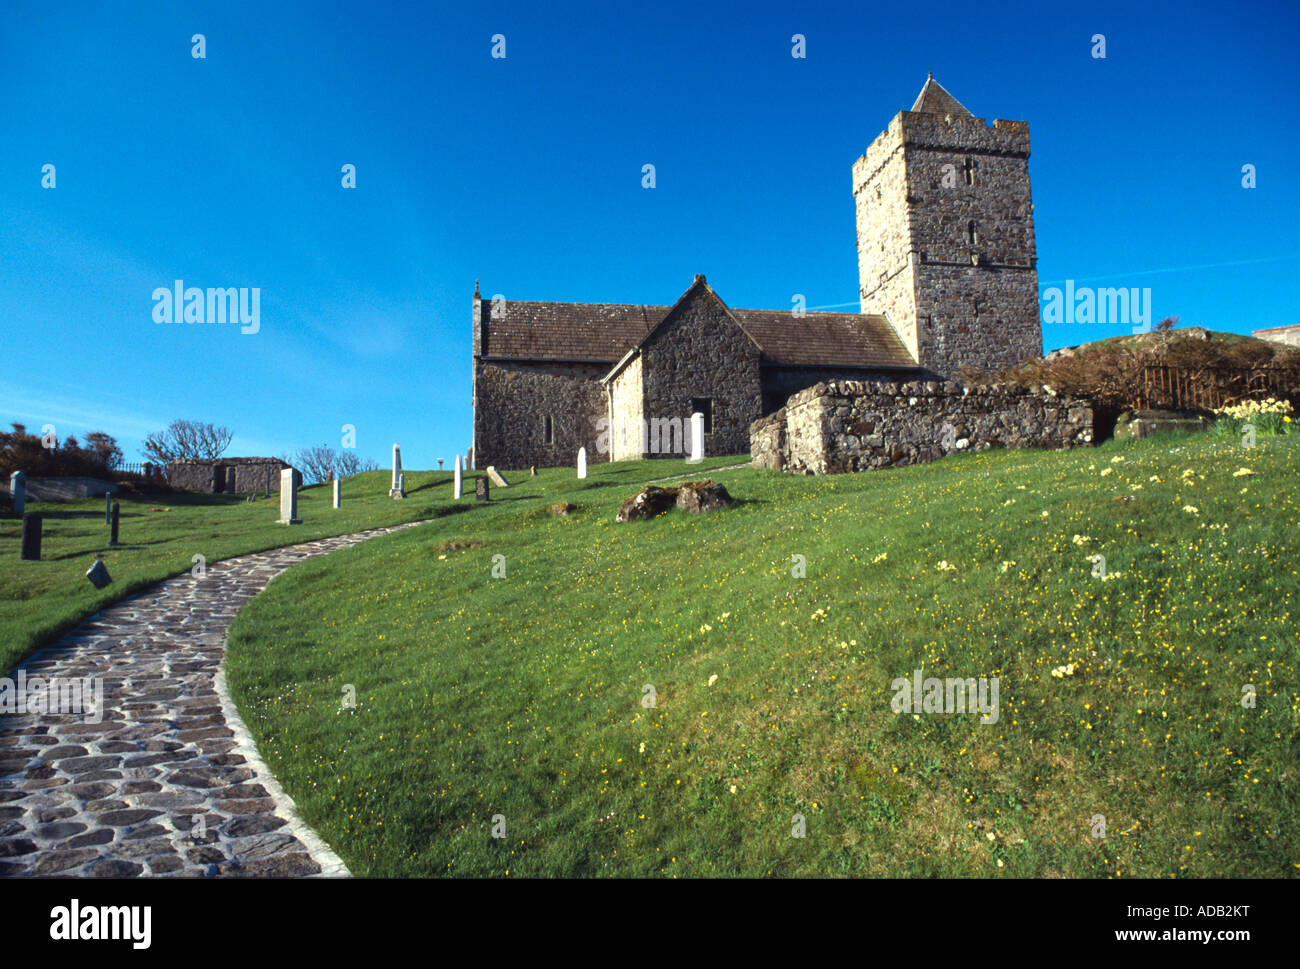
[910,74,974,119]
[479,299,916,370]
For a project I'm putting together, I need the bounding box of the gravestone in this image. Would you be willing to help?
[530,466,536,477]
[109,503,122,547]
[476,476,490,502]
[333,479,341,508]
[20,512,41,560]
[394,472,405,499]
[438,459,444,470]
[469,446,475,470]
[688,412,704,464]
[105,491,112,524]
[86,556,112,589]
[279,468,302,524]
[10,471,26,516]
[390,444,403,497]
[486,466,509,488]
[453,455,463,499]
[577,447,587,479]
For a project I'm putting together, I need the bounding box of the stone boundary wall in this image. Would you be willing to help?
[166,458,290,494]
[751,379,1094,474]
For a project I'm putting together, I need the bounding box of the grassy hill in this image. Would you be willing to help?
[223,433,1300,877]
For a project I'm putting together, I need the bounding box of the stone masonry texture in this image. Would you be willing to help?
[752,379,1094,475]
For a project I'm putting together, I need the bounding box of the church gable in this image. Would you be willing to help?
[636,276,763,459]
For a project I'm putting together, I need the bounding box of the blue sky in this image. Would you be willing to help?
[2,0,1297,468]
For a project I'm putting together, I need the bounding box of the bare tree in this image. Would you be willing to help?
[143,420,234,463]
[291,446,379,484]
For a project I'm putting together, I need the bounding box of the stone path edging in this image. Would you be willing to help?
[0,519,431,878]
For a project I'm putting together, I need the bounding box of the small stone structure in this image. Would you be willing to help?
[752,380,1094,475]
[166,457,290,494]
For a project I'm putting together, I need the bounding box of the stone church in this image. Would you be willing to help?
[472,76,1042,470]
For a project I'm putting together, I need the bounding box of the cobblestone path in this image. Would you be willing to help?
[0,520,430,878]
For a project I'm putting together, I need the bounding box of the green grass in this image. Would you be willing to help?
[224,433,1300,877]
[0,457,741,677]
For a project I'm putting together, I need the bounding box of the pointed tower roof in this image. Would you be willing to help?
[910,73,973,118]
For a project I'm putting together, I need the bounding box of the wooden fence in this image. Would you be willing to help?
[1136,365,1297,412]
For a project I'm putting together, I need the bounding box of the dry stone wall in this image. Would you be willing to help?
[752,379,1094,475]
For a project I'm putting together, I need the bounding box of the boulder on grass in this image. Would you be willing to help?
[675,480,731,514]
[617,486,679,522]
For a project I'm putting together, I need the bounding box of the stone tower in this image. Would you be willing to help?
[853,75,1042,377]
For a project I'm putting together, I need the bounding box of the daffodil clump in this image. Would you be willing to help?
[1213,397,1295,437]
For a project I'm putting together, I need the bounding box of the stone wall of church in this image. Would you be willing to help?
[752,379,1094,474]
[854,110,1043,379]
[902,113,1041,376]
[473,360,608,470]
[761,365,913,414]
[638,288,762,459]
[853,118,918,359]
[608,354,644,462]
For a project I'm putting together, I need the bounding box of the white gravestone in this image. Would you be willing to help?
[453,455,463,499]
[390,444,403,497]
[577,447,587,479]
[10,471,26,516]
[688,412,704,464]
[278,468,302,524]
[333,479,341,508]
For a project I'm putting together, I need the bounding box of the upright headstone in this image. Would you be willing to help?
[279,468,302,524]
[453,455,463,499]
[109,503,121,547]
[390,444,403,497]
[469,446,475,470]
[333,478,341,509]
[10,471,26,516]
[475,476,490,502]
[530,466,536,477]
[438,459,444,470]
[105,491,113,524]
[688,412,705,464]
[20,512,41,561]
[395,472,405,498]
[577,447,587,479]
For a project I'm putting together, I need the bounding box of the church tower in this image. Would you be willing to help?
[852,75,1042,377]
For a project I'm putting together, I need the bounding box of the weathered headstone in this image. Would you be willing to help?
[109,503,122,547]
[390,444,403,497]
[688,412,705,463]
[279,468,302,524]
[10,471,26,516]
[394,472,405,499]
[453,455,463,499]
[476,476,490,502]
[530,466,536,477]
[577,447,587,479]
[86,556,112,588]
[469,446,475,470]
[333,478,341,508]
[19,512,41,560]
[486,466,509,488]
[438,459,444,470]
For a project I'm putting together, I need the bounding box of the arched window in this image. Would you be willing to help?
[967,221,979,245]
